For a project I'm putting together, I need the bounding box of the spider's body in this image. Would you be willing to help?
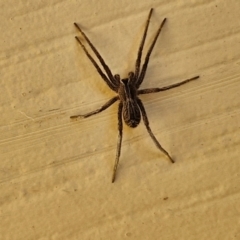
[119,75,141,128]
[71,9,199,182]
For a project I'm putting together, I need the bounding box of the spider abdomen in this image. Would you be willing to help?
[123,101,141,128]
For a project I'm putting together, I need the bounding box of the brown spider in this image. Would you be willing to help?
[71,8,199,182]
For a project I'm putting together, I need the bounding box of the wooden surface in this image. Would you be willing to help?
[1,0,240,239]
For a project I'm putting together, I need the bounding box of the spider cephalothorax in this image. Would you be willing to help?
[71,9,199,182]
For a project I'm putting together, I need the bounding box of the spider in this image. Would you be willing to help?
[71,8,199,183]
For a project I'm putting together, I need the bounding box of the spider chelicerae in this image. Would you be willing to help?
[71,8,199,182]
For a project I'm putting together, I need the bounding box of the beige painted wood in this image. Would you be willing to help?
[1,0,239,239]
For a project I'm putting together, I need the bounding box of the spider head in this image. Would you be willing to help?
[114,72,136,86]
[118,72,134,85]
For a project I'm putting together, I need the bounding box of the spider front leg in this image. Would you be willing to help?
[134,8,153,80]
[70,96,118,119]
[74,24,119,91]
[137,98,174,163]
[136,16,167,89]
[112,102,123,183]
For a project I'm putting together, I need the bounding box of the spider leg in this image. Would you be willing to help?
[112,102,123,183]
[138,76,199,95]
[136,18,167,89]
[70,96,119,119]
[74,23,119,90]
[137,98,174,163]
[134,8,153,81]
[74,36,117,92]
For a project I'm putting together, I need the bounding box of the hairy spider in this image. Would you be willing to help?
[71,8,199,182]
